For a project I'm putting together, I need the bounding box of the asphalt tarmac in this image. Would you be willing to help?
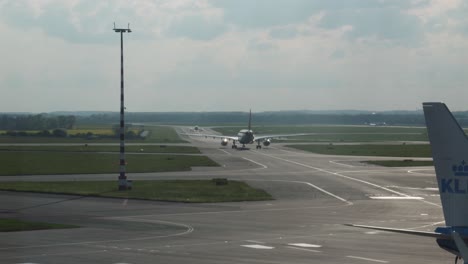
[0,127,451,264]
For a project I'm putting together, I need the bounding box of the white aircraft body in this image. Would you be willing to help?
[348,102,468,264]
[183,110,309,149]
[190,125,202,132]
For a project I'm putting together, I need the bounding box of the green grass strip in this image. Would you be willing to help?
[287,144,432,157]
[0,180,273,203]
[0,126,187,144]
[362,160,434,167]
[0,145,199,154]
[0,218,78,232]
[0,152,218,176]
[142,126,187,143]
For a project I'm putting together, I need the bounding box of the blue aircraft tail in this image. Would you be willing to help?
[423,102,468,227]
[348,102,468,263]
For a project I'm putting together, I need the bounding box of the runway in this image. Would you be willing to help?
[0,127,450,263]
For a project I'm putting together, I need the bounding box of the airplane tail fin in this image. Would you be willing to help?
[423,102,468,227]
[248,109,252,131]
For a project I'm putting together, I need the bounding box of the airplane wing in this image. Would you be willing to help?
[345,224,450,239]
[181,133,238,141]
[254,133,312,142]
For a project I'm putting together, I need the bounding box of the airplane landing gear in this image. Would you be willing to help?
[232,140,237,149]
[235,144,248,150]
[256,144,262,149]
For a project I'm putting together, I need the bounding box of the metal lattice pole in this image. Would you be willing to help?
[114,23,131,190]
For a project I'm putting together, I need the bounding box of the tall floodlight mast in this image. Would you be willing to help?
[113,23,131,190]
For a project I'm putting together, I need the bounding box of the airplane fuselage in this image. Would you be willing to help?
[237,129,254,145]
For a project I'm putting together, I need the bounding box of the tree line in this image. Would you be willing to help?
[0,114,76,130]
[5,111,468,128]
[74,111,468,127]
[76,112,431,126]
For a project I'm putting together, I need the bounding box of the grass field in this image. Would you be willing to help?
[0,126,186,144]
[0,145,199,154]
[0,152,218,176]
[0,128,140,136]
[143,126,186,143]
[362,160,434,167]
[0,218,78,232]
[212,125,428,142]
[287,144,432,157]
[0,180,273,203]
[67,128,119,136]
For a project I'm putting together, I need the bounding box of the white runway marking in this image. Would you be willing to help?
[218,149,232,155]
[288,243,322,248]
[9,250,108,259]
[370,196,423,200]
[386,186,438,191]
[406,220,445,230]
[347,255,389,263]
[407,168,435,176]
[338,169,410,174]
[121,200,350,219]
[301,181,350,204]
[255,151,408,196]
[242,157,268,169]
[255,150,442,207]
[248,179,350,204]
[329,160,355,167]
[245,240,265,244]
[241,244,274,249]
[0,219,194,250]
[286,246,321,253]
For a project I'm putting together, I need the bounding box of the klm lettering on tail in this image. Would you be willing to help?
[441,179,467,194]
[441,160,468,194]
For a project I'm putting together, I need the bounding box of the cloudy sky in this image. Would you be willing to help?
[1,0,468,112]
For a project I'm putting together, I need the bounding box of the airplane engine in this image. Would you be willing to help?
[263,139,271,146]
[221,138,229,146]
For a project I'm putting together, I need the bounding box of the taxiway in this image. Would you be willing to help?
[0,127,449,264]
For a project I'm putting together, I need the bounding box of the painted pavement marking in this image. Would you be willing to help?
[288,243,322,248]
[286,246,321,253]
[347,255,389,263]
[369,196,423,200]
[241,244,274,249]
[242,157,268,169]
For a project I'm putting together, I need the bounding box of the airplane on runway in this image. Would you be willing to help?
[347,102,468,264]
[182,110,309,149]
[189,125,202,132]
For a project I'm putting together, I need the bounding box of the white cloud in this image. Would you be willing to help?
[1,0,468,112]
[407,0,462,22]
